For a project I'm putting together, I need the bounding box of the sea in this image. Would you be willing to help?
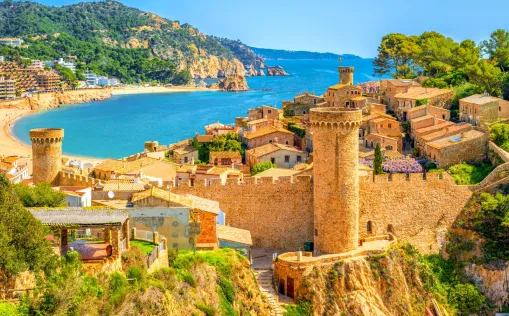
[12,59,388,158]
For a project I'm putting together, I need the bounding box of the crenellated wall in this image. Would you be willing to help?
[58,171,101,187]
[172,175,314,250]
[359,172,473,253]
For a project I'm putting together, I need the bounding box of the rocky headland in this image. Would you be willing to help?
[208,75,249,92]
[266,66,289,76]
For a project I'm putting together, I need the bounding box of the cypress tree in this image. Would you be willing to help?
[374,143,384,174]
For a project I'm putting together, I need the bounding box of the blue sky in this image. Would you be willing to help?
[35,0,509,58]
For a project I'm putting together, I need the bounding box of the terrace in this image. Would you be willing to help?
[29,208,130,262]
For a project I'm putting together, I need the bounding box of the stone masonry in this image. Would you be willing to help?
[30,128,64,185]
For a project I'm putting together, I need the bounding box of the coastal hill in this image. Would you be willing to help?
[0,1,264,81]
[249,46,361,60]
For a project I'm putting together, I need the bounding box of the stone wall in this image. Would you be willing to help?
[172,176,314,250]
[58,171,101,187]
[359,172,473,253]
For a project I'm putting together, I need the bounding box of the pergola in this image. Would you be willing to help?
[30,208,130,261]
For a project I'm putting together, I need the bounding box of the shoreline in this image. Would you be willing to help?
[0,86,219,173]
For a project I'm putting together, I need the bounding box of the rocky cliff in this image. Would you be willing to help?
[247,68,257,76]
[257,69,266,76]
[267,66,289,76]
[208,75,249,92]
[0,89,113,111]
[295,245,449,315]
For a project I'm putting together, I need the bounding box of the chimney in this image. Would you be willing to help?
[433,114,437,126]
[297,251,302,262]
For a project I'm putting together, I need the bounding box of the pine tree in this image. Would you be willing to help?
[374,143,384,174]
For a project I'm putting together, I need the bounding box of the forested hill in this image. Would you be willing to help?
[249,46,361,60]
[0,0,264,82]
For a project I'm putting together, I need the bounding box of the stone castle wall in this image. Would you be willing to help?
[172,176,314,250]
[58,171,101,187]
[359,172,473,253]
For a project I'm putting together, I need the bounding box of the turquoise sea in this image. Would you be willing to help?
[13,59,387,158]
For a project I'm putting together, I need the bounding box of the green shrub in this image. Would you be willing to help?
[449,283,485,314]
[196,303,216,316]
[287,122,306,138]
[183,273,197,287]
[284,300,313,316]
[0,302,21,316]
[448,162,494,184]
[109,272,128,307]
[251,161,277,175]
[219,278,235,304]
[126,266,145,282]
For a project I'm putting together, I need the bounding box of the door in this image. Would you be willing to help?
[278,279,285,295]
[287,277,295,298]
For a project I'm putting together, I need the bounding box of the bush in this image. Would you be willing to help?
[126,266,145,282]
[491,123,509,147]
[448,162,494,185]
[219,278,235,304]
[251,161,277,175]
[196,303,216,316]
[121,246,147,270]
[109,272,128,307]
[0,302,21,316]
[287,122,306,138]
[183,273,196,287]
[284,300,313,316]
[449,283,485,314]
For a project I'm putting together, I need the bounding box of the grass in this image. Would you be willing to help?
[130,240,156,255]
[448,162,494,185]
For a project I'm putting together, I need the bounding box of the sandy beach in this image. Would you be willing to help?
[112,86,218,95]
[1,108,103,175]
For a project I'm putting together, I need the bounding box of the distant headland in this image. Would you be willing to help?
[249,46,362,60]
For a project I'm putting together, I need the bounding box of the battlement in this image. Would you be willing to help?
[338,66,355,73]
[175,175,312,189]
[359,171,454,185]
[29,128,64,144]
[58,171,101,187]
[310,107,362,131]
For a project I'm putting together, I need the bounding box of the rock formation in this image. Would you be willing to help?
[266,66,289,76]
[247,68,257,76]
[208,75,248,92]
[257,69,265,76]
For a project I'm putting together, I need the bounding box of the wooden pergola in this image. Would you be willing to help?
[30,208,130,260]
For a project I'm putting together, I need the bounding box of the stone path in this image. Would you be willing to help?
[254,269,283,316]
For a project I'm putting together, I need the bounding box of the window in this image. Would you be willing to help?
[303,110,306,114]
[285,141,289,145]
[297,156,302,162]
[314,229,318,236]
[367,221,373,233]
[385,146,393,150]
[268,110,272,113]
[269,140,273,143]
[388,123,392,128]
[313,99,316,104]
[284,155,290,163]
[184,157,188,163]
[271,158,275,164]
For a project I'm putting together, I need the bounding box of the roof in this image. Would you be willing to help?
[460,94,501,105]
[394,87,453,100]
[243,126,294,140]
[94,157,159,174]
[210,151,242,160]
[0,161,13,171]
[131,187,220,214]
[371,116,396,124]
[384,79,421,87]
[246,118,268,125]
[328,84,350,90]
[29,208,128,227]
[414,121,455,135]
[351,96,367,101]
[217,224,252,246]
[411,115,435,123]
[174,145,197,155]
[196,135,214,143]
[177,164,197,173]
[246,143,305,158]
[254,168,301,179]
[206,166,231,175]
[3,156,19,163]
[100,181,148,192]
[426,130,486,150]
[421,123,471,142]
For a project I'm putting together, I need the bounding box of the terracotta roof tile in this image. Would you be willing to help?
[243,126,294,140]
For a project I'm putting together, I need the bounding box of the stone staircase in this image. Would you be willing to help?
[254,269,283,316]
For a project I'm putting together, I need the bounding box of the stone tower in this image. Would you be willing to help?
[338,66,354,86]
[310,107,362,255]
[30,128,64,185]
[144,141,159,152]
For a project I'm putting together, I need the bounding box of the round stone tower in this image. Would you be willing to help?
[310,107,362,255]
[144,141,159,152]
[30,128,64,185]
[338,66,354,86]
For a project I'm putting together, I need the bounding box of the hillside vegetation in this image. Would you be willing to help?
[249,46,360,60]
[0,0,264,83]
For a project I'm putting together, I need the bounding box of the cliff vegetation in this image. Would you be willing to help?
[0,1,264,82]
[287,244,489,315]
[249,46,360,60]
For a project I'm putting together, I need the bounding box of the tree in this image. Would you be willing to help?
[251,161,276,176]
[0,174,57,296]
[417,32,457,77]
[449,283,485,314]
[373,144,384,175]
[13,182,66,207]
[373,33,420,78]
[482,29,509,72]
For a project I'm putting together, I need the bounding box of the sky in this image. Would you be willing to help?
[35,0,509,58]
